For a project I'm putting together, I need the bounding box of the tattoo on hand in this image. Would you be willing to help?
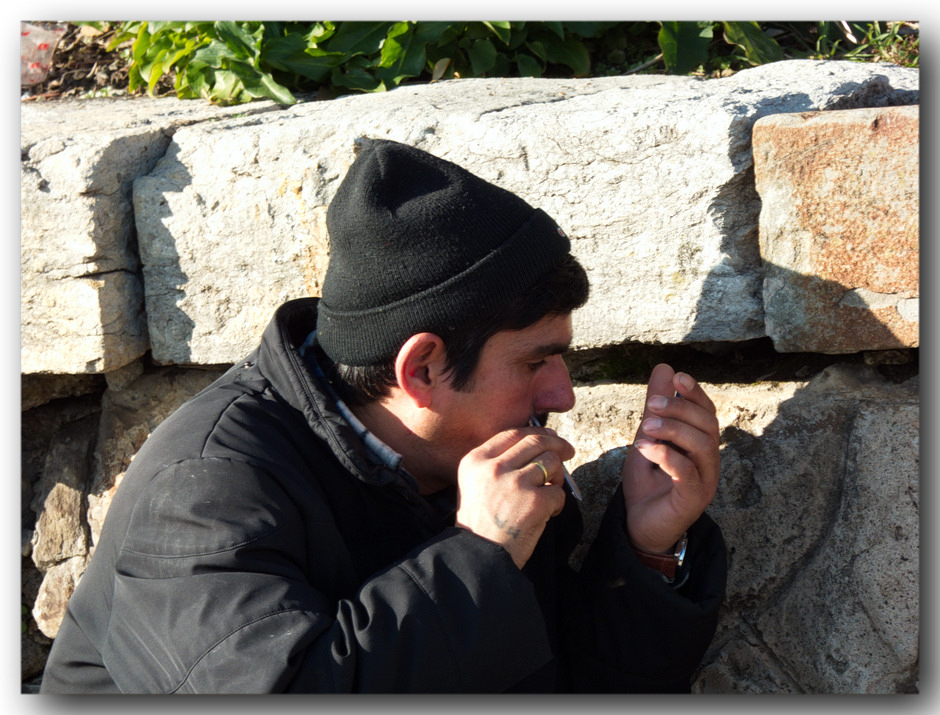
[492,513,521,538]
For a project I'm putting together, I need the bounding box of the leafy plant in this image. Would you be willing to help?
[107,21,296,104]
[756,21,918,68]
[101,21,623,105]
[656,21,783,74]
[846,21,919,67]
[93,20,916,106]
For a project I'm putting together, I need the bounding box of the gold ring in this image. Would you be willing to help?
[532,460,549,485]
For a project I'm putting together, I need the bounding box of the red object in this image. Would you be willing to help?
[20,22,65,86]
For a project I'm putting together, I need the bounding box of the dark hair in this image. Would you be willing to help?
[326,253,590,405]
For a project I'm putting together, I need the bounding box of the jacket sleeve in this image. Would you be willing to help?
[100,458,552,693]
[557,484,727,692]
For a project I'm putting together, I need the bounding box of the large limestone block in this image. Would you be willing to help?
[548,364,918,693]
[133,60,918,365]
[20,97,280,374]
[754,105,919,352]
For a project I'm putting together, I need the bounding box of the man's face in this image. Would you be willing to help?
[424,313,576,481]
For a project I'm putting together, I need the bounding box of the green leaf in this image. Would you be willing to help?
[332,56,385,92]
[491,53,511,76]
[525,40,547,62]
[132,23,151,64]
[515,52,543,77]
[192,42,240,69]
[562,21,619,38]
[543,22,565,39]
[214,21,261,61]
[324,21,393,57]
[165,37,202,70]
[468,38,497,75]
[332,66,385,92]
[206,68,241,103]
[263,34,343,82]
[506,24,528,51]
[127,64,143,93]
[658,21,714,74]
[538,33,591,75]
[106,26,138,51]
[306,22,336,44]
[376,22,428,87]
[413,21,452,45]
[181,60,209,98]
[482,21,512,45]
[144,49,167,94]
[229,59,295,104]
[722,21,783,66]
[464,23,493,41]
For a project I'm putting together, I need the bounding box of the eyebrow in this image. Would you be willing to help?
[512,340,572,362]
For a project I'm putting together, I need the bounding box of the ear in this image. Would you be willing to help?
[393,333,449,409]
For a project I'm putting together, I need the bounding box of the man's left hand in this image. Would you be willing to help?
[621,363,720,555]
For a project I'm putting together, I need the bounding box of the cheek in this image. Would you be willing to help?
[459,387,530,437]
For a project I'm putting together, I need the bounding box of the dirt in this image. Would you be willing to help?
[20,22,171,102]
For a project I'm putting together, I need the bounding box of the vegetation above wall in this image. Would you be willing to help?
[23,20,919,105]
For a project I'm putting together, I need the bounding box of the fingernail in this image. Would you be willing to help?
[679,373,695,390]
[634,438,657,449]
[648,395,668,410]
[643,417,663,432]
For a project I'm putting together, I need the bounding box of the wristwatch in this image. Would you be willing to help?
[630,532,688,583]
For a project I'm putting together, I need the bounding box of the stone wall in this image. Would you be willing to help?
[20,59,919,693]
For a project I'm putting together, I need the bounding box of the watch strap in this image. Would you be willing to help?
[631,532,688,582]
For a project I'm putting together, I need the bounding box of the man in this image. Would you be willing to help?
[42,138,726,693]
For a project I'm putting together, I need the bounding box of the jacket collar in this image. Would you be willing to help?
[256,297,426,499]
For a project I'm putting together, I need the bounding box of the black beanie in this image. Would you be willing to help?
[316,138,571,366]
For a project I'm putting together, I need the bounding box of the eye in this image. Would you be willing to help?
[526,359,547,372]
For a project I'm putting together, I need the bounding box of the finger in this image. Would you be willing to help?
[638,417,720,492]
[641,414,717,463]
[632,437,715,491]
[526,451,565,488]
[633,439,690,482]
[500,431,576,468]
[672,371,717,417]
[528,456,568,518]
[645,390,720,442]
[470,427,543,461]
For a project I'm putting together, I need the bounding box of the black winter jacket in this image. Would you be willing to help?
[41,298,726,694]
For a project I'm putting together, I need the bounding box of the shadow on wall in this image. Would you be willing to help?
[687,259,917,692]
[691,357,918,694]
[94,133,176,373]
[132,144,196,366]
[564,254,918,693]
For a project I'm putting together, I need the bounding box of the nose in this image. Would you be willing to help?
[534,355,575,415]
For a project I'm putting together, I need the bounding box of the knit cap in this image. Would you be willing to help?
[316,138,571,366]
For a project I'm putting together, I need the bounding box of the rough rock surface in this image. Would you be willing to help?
[130,60,918,365]
[20,98,281,374]
[549,364,919,693]
[754,105,919,353]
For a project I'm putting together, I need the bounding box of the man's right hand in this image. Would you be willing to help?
[455,427,574,569]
